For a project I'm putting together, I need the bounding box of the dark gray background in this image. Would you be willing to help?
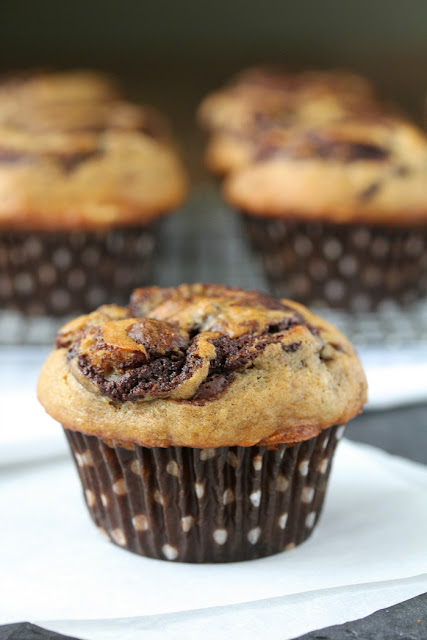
[1,1,426,181]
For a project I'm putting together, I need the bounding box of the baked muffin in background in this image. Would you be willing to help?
[197,66,383,175]
[0,70,188,318]
[199,65,427,311]
[224,113,427,311]
[38,284,367,563]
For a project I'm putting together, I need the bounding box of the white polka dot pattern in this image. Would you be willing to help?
[243,215,427,311]
[252,455,263,471]
[166,460,179,477]
[247,527,261,545]
[195,482,205,499]
[111,528,127,546]
[98,527,109,540]
[113,479,127,495]
[76,450,94,467]
[298,460,309,476]
[181,516,195,533]
[162,544,178,560]
[130,459,143,475]
[277,475,289,491]
[65,424,343,563]
[132,514,149,532]
[154,490,165,506]
[200,448,216,461]
[305,512,317,529]
[213,529,228,545]
[318,458,329,474]
[85,489,96,507]
[249,490,262,508]
[301,487,315,504]
[0,224,158,317]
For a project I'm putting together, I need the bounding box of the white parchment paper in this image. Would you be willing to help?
[1,439,426,638]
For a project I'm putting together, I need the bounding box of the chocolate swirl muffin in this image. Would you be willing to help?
[38,284,367,562]
[197,66,381,175]
[224,114,427,310]
[0,70,188,320]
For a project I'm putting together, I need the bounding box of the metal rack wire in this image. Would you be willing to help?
[1,186,427,348]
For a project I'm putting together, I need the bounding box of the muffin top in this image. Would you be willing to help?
[0,70,119,111]
[38,284,367,448]
[224,114,427,225]
[198,66,378,136]
[198,66,382,174]
[0,70,188,231]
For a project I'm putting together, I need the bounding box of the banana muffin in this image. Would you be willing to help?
[197,66,381,175]
[224,114,427,310]
[38,284,367,563]
[0,70,188,318]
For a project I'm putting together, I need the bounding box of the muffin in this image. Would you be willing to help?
[0,70,188,318]
[37,284,367,563]
[224,114,427,311]
[197,66,382,175]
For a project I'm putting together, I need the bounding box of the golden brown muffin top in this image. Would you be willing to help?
[224,114,427,225]
[38,284,367,448]
[0,70,119,108]
[0,70,187,230]
[198,66,379,138]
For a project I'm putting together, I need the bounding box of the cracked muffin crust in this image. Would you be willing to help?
[0,70,188,231]
[38,284,367,448]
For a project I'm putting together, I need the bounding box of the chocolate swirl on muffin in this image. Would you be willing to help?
[0,70,187,231]
[57,285,310,402]
[197,66,385,175]
[38,285,367,448]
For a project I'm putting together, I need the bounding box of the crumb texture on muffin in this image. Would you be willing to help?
[38,284,367,448]
[0,70,188,230]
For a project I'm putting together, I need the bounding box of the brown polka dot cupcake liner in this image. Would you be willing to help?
[242,215,427,312]
[0,223,158,318]
[64,424,345,563]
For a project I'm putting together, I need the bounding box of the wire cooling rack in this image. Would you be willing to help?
[1,185,427,347]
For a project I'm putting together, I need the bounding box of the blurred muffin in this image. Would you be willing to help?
[224,114,427,311]
[38,284,367,563]
[197,66,381,175]
[0,70,188,317]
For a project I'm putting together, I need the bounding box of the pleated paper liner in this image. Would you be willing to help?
[242,214,427,312]
[0,221,159,344]
[64,424,345,563]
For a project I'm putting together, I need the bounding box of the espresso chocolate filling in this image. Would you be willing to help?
[255,135,389,164]
[0,146,103,171]
[77,351,187,401]
[71,330,302,403]
[64,285,324,403]
[191,337,302,404]
[58,148,103,173]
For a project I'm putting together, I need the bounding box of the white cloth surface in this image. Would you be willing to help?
[1,345,427,467]
[1,439,426,637]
